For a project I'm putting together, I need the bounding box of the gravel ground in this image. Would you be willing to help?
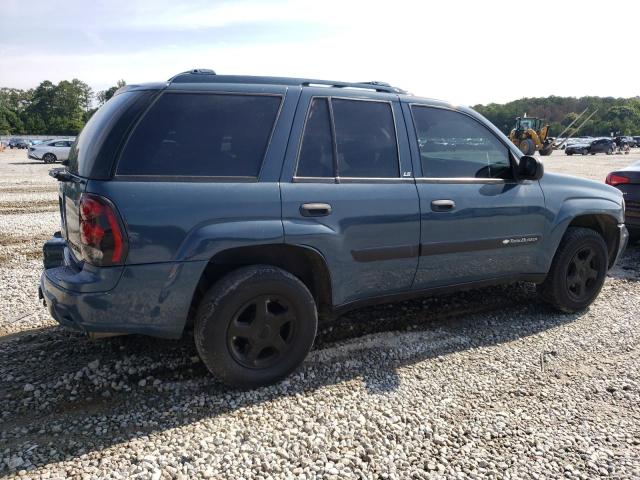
[0,148,639,479]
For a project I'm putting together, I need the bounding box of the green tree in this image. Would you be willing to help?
[97,79,126,106]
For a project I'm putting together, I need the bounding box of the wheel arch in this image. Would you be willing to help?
[544,211,621,272]
[186,243,333,329]
[565,214,620,267]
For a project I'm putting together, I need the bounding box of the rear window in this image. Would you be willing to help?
[117,93,282,177]
[68,90,157,179]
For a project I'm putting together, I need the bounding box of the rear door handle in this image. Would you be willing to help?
[431,199,455,212]
[300,203,332,217]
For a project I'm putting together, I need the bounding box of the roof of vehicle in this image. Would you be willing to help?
[166,69,408,94]
[116,69,471,111]
[116,69,409,96]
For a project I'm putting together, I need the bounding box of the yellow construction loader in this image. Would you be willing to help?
[509,116,554,156]
[508,108,598,156]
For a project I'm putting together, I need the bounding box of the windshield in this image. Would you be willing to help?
[519,119,538,130]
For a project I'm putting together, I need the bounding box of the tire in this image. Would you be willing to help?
[540,147,553,156]
[581,149,588,155]
[566,152,573,156]
[194,265,318,389]
[539,227,608,312]
[590,152,596,155]
[43,153,57,164]
[520,138,536,156]
[607,148,613,155]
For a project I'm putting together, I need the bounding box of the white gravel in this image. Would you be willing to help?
[1,147,639,479]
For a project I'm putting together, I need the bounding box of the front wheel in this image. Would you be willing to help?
[194,265,318,389]
[43,153,57,164]
[538,227,608,312]
[581,149,588,155]
[519,138,536,156]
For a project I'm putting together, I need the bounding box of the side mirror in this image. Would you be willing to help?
[517,155,544,181]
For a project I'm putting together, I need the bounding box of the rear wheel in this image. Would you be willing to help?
[519,138,536,156]
[539,227,608,312]
[581,149,588,155]
[43,153,56,164]
[194,265,318,389]
[607,148,613,155]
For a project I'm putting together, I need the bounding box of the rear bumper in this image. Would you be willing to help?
[40,235,207,339]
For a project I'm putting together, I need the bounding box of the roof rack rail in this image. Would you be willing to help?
[167,70,406,94]
[300,80,405,94]
[167,68,216,81]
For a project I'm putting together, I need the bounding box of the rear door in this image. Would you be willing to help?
[404,103,548,289]
[280,89,420,306]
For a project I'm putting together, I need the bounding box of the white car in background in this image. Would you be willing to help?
[28,139,74,163]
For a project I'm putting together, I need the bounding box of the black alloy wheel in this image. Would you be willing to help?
[539,227,608,312]
[227,294,296,369]
[194,265,318,389]
[565,246,603,302]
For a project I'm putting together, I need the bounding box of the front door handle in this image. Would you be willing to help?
[300,203,332,217]
[431,199,455,212]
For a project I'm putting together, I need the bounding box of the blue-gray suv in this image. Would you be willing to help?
[40,70,629,388]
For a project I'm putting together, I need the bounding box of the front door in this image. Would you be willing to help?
[404,103,548,289]
[280,90,420,306]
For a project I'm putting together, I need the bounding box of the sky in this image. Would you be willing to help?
[1,0,639,106]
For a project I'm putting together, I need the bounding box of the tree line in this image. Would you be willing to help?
[2,79,639,138]
[0,79,125,136]
[474,96,640,138]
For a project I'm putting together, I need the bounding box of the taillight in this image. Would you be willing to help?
[79,193,127,266]
[606,173,630,186]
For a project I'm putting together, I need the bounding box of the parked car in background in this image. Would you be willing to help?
[39,71,628,388]
[28,139,74,163]
[589,138,616,155]
[565,143,591,155]
[8,137,29,149]
[607,162,640,239]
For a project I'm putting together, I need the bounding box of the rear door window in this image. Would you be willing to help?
[296,98,335,177]
[411,106,512,179]
[117,93,282,177]
[332,99,399,178]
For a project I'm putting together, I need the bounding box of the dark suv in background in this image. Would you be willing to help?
[41,70,628,388]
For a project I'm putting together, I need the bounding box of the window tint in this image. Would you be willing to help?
[332,99,399,178]
[117,93,281,177]
[297,98,334,177]
[411,106,512,179]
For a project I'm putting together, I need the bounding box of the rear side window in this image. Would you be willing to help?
[411,106,512,179]
[333,99,399,178]
[117,93,282,177]
[296,97,399,178]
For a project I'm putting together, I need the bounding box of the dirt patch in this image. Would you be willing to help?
[0,185,58,194]
[0,232,48,246]
[0,199,58,214]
